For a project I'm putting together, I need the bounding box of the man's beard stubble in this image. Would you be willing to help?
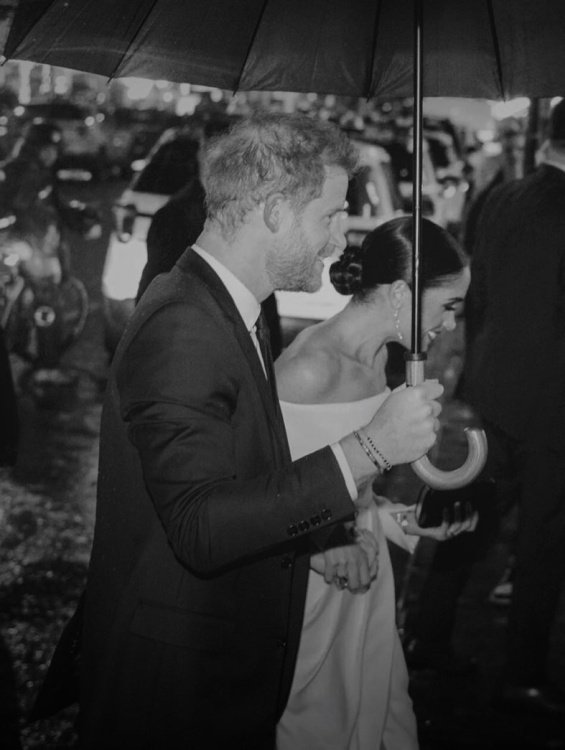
[266,221,324,294]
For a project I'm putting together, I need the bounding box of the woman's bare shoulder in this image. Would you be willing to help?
[275,330,339,404]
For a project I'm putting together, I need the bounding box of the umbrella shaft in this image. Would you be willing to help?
[411,0,424,356]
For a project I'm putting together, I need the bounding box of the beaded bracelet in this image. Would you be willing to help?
[352,430,382,472]
[362,431,392,471]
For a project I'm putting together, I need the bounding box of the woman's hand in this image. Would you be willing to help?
[310,527,379,592]
[393,503,479,542]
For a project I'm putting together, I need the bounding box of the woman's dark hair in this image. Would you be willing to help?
[330,216,467,298]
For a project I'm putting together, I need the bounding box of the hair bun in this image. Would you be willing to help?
[330,245,364,295]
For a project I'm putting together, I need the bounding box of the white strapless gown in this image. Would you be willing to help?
[276,392,419,750]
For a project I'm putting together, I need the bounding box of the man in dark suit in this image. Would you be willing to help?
[79,112,443,749]
[466,99,565,714]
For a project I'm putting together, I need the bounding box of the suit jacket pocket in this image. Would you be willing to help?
[130,599,234,652]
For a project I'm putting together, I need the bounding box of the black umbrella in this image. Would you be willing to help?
[10,0,562,486]
[3,0,565,97]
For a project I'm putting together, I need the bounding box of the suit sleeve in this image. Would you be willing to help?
[117,302,355,574]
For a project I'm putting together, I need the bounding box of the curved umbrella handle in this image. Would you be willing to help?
[405,357,488,490]
[411,427,488,490]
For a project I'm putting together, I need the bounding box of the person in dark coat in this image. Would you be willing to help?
[78,112,443,749]
[464,99,565,714]
[408,99,565,715]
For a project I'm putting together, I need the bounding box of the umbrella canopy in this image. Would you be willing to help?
[3,0,565,99]
[4,0,530,489]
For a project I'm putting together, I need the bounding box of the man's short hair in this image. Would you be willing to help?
[201,111,358,234]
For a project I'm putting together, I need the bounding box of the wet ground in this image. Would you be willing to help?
[0,179,116,749]
[1,186,564,748]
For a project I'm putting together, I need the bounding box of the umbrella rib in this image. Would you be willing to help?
[108,0,160,82]
[1,0,58,60]
[486,0,505,98]
[365,0,384,99]
[232,0,270,94]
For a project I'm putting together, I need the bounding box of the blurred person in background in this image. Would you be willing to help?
[463,117,525,259]
[453,98,565,715]
[0,120,100,282]
[455,118,527,423]
[467,117,525,205]
[0,121,68,282]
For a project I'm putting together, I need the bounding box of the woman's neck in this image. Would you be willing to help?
[326,298,391,368]
[276,296,397,405]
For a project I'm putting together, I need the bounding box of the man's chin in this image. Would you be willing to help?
[305,273,324,292]
[298,277,323,294]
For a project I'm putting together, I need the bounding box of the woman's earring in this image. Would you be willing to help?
[393,307,404,343]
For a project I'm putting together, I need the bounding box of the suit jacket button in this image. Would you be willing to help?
[287,523,298,537]
[298,520,310,532]
[310,514,321,526]
[281,555,293,569]
[321,508,332,521]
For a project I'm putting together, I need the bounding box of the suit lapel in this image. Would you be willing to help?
[177,249,290,458]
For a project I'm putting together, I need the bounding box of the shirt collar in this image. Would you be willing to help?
[192,244,261,332]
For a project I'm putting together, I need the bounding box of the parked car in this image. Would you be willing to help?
[13,100,106,180]
[101,126,404,350]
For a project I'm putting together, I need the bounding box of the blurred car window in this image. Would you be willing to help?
[14,100,106,180]
[102,107,185,176]
[21,102,88,121]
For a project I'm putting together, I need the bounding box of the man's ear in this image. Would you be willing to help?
[263,193,287,233]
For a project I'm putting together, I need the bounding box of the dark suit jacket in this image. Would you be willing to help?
[466,164,565,449]
[79,248,354,749]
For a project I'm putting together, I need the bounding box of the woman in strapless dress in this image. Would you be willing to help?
[275,217,476,750]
